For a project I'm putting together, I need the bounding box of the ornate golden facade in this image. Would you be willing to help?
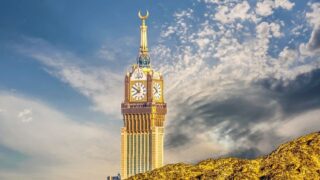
[121,11,167,179]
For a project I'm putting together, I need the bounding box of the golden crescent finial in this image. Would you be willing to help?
[138,10,149,20]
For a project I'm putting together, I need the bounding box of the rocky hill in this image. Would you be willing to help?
[127,132,320,179]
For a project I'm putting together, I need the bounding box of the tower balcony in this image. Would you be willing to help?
[121,102,167,114]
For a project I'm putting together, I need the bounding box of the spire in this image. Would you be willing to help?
[137,10,151,68]
[139,10,149,54]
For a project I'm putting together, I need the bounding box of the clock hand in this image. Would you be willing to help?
[132,87,140,92]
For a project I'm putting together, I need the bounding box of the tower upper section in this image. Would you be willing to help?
[122,10,166,106]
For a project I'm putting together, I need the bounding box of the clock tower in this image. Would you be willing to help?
[120,11,167,178]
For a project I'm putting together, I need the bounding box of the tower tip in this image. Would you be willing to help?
[138,10,149,20]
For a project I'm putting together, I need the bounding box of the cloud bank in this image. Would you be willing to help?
[0,93,119,180]
[150,0,320,163]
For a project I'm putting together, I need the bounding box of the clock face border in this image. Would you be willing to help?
[152,80,163,102]
[129,81,147,102]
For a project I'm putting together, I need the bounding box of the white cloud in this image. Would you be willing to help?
[256,0,275,16]
[54,66,123,116]
[270,22,282,37]
[214,1,254,24]
[306,3,320,27]
[166,133,226,163]
[0,92,119,180]
[256,0,294,17]
[278,47,298,68]
[203,0,221,4]
[291,24,304,36]
[275,0,294,10]
[17,38,123,118]
[276,109,320,138]
[236,108,320,155]
[256,21,282,38]
[300,3,320,56]
[240,107,320,154]
[97,46,116,61]
[17,109,33,123]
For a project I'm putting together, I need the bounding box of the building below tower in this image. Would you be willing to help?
[106,173,121,180]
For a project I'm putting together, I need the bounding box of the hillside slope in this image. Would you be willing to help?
[128,132,320,179]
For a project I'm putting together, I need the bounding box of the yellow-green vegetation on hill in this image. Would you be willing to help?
[128,132,320,180]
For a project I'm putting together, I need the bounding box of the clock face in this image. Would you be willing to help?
[153,82,162,100]
[131,82,147,101]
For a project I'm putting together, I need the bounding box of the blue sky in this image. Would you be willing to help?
[1,0,320,179]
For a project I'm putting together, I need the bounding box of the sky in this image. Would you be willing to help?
[0,0,320,179]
